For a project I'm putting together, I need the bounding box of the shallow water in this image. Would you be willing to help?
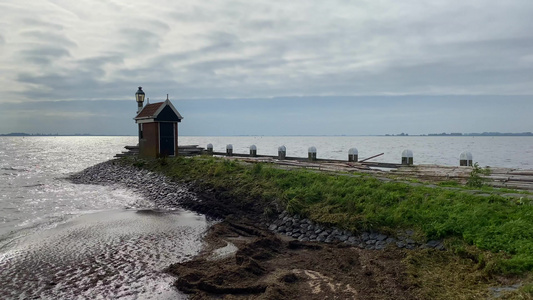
[0,135,532,298]
[0,136,209,299]
[0,209,210,299]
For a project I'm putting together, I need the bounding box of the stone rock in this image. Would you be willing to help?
[347,236,359,244]
[376,234,388,241]
[426,240,440,248]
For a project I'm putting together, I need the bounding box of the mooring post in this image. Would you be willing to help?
[460,151,473,166]
[402,149,414,165]
[348,148,358,162]
[308,146,317,161]
[206,143,213,155]
[226,144,233,156]
[250,145,257,157]
[278,146,286,160]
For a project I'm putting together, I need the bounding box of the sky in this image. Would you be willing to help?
[0,0,532,135]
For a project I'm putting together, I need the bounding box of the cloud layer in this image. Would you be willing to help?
[1,0,532,134]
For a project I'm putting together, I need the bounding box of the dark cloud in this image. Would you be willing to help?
[19,47,71,65]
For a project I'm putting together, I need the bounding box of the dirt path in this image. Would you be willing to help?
[166,220,421,300]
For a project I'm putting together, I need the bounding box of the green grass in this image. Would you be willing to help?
[122,156,533,275]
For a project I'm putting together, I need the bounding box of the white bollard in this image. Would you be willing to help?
[402,149,414,165]
[460,151,473,166]
[226,144,233,156]
[308,146,317,161]
[348,148,358,162]
[278,145,286,160]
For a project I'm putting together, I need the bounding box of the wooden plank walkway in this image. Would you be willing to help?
[115,144,533,192]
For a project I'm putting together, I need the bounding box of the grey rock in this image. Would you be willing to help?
[338,235,348,242]
[347,236,359,244]
[268,224,278,231]
[396,241,406,248]
[365,239,376,245]
[376,234,388,241]
[426,240,440,248]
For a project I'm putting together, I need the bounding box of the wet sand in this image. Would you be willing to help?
[0,209,212,299]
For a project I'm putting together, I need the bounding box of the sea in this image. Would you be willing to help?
[0,136,532,299]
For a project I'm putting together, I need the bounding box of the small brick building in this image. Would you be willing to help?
[134,98,183,157]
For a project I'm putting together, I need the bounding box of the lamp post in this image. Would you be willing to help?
[135,87,145,114]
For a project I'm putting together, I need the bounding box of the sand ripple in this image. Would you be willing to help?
[0,209,211,299]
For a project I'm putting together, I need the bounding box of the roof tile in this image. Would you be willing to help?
[135,102,164,119]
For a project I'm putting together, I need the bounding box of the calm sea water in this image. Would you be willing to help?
[180,136,533,169]
[0,136,532,298]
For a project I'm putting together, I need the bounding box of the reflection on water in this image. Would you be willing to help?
[0,209,211,299]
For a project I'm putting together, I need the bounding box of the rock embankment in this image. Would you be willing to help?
[68,160,199,209]
[70,159,444,251]
[269,212,446,251]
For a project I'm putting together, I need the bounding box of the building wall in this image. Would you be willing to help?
[175,123,179,151]
[139,122,159,157]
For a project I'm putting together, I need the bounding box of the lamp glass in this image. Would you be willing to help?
[135,87,145,103]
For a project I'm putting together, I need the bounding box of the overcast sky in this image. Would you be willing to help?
[1,0,532,135]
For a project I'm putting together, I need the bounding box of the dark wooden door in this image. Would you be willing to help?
[159,122,175,156]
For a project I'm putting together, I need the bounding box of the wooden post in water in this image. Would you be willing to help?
[206,143,213,155]
[250,145,257,157]
[348,148,358,162]
[308,146,317,161]
[226,144,233,156]
[402,149,414,165]
[278,146,286,160]
[460,151,473,166]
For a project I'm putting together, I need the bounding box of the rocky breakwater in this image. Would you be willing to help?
[269,211,446,251]
[68,160,199,209]
[70,159,445,251]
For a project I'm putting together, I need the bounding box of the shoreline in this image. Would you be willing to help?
[68,158,531,299]
[69,160,423,298]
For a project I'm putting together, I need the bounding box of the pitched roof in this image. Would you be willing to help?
[134,99,183,121]
[135,102,164,119]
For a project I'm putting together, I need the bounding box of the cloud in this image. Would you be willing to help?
[1,0,533,134]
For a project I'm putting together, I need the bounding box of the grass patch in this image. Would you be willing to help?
[122,156,533,275]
